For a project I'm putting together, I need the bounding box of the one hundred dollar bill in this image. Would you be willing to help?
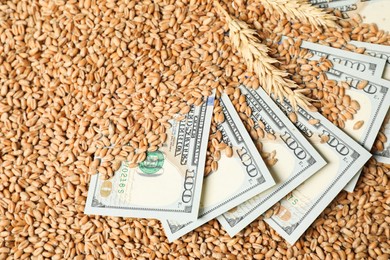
[217,86,326,237]
[325,63,390,191]
[299,40,386,78]
[161,94,276,242]
[84,94,215,221]
[298,40,389,191]
[326,63,390,148]
[283,38,387,191]
[265,100,371,245]
[344,41,390,164]
[350,40,390,80]
[374,109,390,164]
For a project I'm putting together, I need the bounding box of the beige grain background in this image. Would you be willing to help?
[0,0,389,259]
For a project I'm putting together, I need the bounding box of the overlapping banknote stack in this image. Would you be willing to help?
[84,5,390,245]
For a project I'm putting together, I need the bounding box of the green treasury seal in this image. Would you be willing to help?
[138,150,164,175]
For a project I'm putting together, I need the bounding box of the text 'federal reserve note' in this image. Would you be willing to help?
[217,86,326,237]
[265,100,371,245]
[84,94,215,221]
[161,93,275,242]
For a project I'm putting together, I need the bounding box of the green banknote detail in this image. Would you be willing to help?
[139,151,164,175]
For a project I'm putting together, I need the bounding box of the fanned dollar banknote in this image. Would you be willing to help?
[291,39,388,191]
[325,63,390,191]
[265,100,371,245]
[84,94,215,221]
[326,63,390,148]
[161,94,275,242]
[344,41,390,164]
[375,109,390,164]
[217,86,326,237]
[298,40,386,78]
[350,40,390,80]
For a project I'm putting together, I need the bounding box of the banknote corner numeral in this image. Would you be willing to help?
[307,157,316,165]
[257,175,266,184]
[380,86,388,94]
[281,222,300,235]
[91,197,106,208]
[168,221,188,233]
[351,151,360,159]
[226,216,243,227]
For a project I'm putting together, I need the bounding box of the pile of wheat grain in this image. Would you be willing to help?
[0,0,389,259]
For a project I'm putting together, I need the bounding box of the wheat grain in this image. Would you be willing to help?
[273,37,362,127]
[0,0,389,259]
[354,120,365,130]
[214,1,314,111]
[258,0,338,29]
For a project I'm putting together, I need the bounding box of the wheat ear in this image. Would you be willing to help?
[214,1,313,110]
[259,0,338,29]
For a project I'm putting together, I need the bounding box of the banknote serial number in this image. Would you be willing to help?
[117,165,129,194]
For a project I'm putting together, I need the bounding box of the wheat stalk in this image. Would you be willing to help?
[214,1,313,110]
[259,0,338,29]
